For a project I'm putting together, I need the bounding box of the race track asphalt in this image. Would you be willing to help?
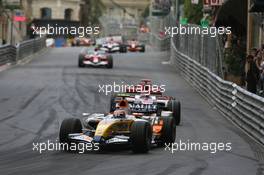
[0,47,263,175]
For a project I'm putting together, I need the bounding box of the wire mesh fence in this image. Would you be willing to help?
[149,11,224,76]
[172,25,224,77]
[99,16,139,41]
[149,14,171,51]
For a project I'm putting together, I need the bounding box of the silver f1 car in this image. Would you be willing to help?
[59,100,176,153]
[78,48,113,68]
[98,40,127,53]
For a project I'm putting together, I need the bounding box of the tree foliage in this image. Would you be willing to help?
[81,0,105,26]
[142,6,149,18]
[183,0,203,24]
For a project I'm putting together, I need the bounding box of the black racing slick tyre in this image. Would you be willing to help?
[131,121,152,153]
[78,55,85,68]
[168,100,181,125]
[59,118,82,144]
[159,117,176,146]
[107,56,113,69]
[120,45,127,53]
[140,45,145,52]
[109,93,117,112]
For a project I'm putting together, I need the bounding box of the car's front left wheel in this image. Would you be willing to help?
[168,100,181,125]
[131,121,152,153]
[158,117,176,146]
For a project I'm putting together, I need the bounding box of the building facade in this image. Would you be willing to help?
[22,0,83,39]
[100,0,150,36]
[0,0,27,45]
[24,0,82,21]
[101,0,150,23]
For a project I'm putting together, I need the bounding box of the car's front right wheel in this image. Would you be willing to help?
[59,118,82,144]
[78,55,85,67]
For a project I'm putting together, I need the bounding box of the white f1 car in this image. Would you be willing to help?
[78,48,113,68]
[96,36,127,53]
[99,40,127,53]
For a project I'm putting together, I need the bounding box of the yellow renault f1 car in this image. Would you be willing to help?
[59,100,176,153]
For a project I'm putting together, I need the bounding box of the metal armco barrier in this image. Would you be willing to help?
[0,45,16,66]
[171,39,264,145]
[0,37,46,66]
[17,37,46,60]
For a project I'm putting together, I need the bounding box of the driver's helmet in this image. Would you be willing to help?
[115,99,131,114]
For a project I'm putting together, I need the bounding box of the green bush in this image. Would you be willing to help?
[224,47,245,76]
[183,0,203,24]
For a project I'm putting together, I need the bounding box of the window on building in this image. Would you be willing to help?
[65,8,73,20]
[41,8,52,19]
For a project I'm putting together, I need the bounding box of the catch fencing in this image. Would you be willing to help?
[172,24,224,77]
[0,37,46,66]
[150,12,224,77]
[171,39,264,145]
[149,14,171,51]
[99,16,138,41]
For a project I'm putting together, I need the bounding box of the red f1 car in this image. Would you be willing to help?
[78,48,113,68]
[126,39,145,52]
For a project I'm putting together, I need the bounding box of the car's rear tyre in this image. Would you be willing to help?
[110,93,117,112]
[140,45,145,52]
[59,118,82,144]
[120,45,127,53]
[107,56,113,69]
[78,55,85,68]
[168,100,181,125]
[159,117,176,146]
[131,121,152,153]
